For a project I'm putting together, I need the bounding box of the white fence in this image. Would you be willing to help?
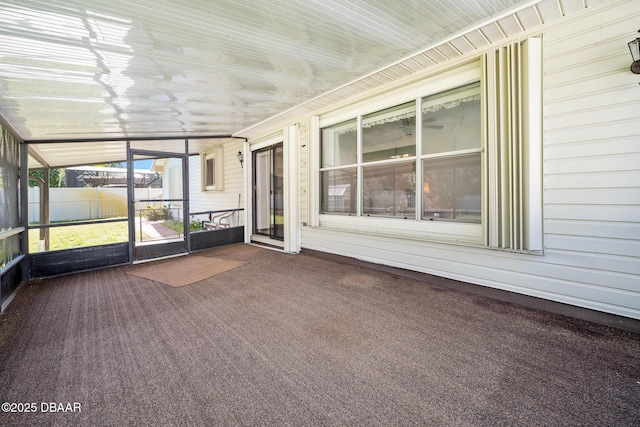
[29,187,163,223]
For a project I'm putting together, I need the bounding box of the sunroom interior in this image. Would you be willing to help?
[0,0,610,312]
[23,135,248,280]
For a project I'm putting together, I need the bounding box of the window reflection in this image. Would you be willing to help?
[321,168,357,214]
[422,154,481,222]
[321,120,357,168]
[362,102,416,162]
[422,83,481,154]
[422,83,482,223]
[362,162,415,218]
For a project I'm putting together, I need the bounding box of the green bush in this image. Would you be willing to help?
[142,206,172,221]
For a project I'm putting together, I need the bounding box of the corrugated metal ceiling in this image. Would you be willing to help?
[0,0,603,167]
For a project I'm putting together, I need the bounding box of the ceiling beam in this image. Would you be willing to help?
[23,134,246,144]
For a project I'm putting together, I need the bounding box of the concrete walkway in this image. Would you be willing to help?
[134,217,182,242]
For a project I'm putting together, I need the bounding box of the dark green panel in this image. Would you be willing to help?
[30,243,129,278]
[190,227,244,251]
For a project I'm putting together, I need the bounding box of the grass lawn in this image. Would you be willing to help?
[160,219,203,233]
[161,219,183,234]
[29,219,148,252]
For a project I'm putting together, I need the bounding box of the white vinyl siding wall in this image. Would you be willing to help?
[299,122,309,227]
[188,139,245,226]
[541,2,640,301]
[299,0,640,320]
[160,158,181,203]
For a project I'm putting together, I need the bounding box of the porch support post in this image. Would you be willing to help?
[42,167,50,251]
[283,124,300,253]
[19,142,30,282]
[242,140,250,244]
[183,138,191,253]
[126,140,135,263]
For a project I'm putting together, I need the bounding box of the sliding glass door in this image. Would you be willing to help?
[252,143,284,241]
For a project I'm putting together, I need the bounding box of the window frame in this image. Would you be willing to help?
[314,38,542,253]
[316,61,484,245]
[201,146,224,192]
[420,82,482,224]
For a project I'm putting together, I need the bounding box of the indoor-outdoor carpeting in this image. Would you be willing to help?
[0,244,638,426]
[126,255,248,287]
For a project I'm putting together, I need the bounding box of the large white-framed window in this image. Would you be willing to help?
[316,37,543,252]
[319,84,481,224]
[201,146,224,192]
[361,101,417,219]
[320,119,357,215]
[421,83,482,223]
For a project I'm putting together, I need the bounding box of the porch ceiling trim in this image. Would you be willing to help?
[235,0,606,138]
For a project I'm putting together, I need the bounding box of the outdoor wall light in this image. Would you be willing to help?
[629,30,640,74]
[236,150,244,168]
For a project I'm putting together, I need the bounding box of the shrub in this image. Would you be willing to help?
[142,206,172,221]
[190,218,203,231]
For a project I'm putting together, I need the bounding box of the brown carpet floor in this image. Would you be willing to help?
[0,243,638,426]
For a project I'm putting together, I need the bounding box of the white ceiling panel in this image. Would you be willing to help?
[464,29,492,49]
[426,48,451,63]
[1,0,536,144]
[536,0,565,22]
[498,14,525,36]
[410,53,438,68]
[480,21,508,43]
[0,0,601,167]
[449,36,477,54]
[562,0,591,15]
[28,140,127,169]
[398,58,428,74]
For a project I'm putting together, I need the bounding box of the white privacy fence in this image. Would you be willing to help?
[29,187,163,223]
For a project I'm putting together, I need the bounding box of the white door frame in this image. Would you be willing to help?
[243,125,300,253]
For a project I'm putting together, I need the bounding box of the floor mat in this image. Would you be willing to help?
[127,255,248,287]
